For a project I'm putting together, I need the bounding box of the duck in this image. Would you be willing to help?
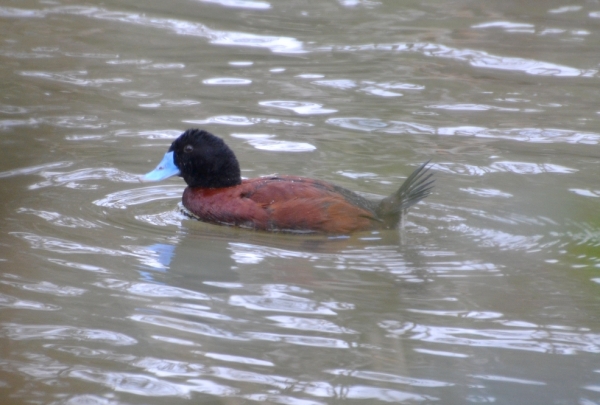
[141,129,433,234]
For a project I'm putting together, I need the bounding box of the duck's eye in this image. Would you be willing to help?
[183,145,193,153]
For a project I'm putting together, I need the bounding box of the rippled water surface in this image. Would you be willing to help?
[1,0,600,404]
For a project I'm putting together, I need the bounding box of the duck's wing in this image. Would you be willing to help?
[244,176,380,233]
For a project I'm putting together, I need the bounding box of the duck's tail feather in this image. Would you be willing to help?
[377,160,434,228]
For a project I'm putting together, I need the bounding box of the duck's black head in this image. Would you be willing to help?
[142,129,242,189]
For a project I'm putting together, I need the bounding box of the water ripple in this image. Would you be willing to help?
[53,5,304,53]
[433,161,577,176]
[413,348,470,358]
[469,374,546,386]
[231,133,316,152]
[0,6,45,17]
[186,115,312,127]
[63,52,119,59]
[153,303,234,321]
[152,99,201,107]
[202,352,274,367]
[19,70,130,87]
[0,161,72,179]
[460,188,513,198]
[327,369,453,387]
[11,232,131,256]
[260,100,337,115]
[211,366,293,389]
[230,293,338,315]
[2,324,137,345]
[54,115,110,129]
[17,208,100,229]
[267,315,358,334]
[50,345,135,362]
[60,394,122,405]
[133,357,202,377]
[203,77,252,85]
[314,79,420,97]
[489,161,577,174]
[0,104,29,114]
[93,185,183,209]
[248,140,316,152]
[327,117,398,132]
[427,42,595,76]
[550,6,582,13]
[297,73,324,79]
[302,381,436,402]
[48,258,111,274]
[472,21,535,32]
[427,103,521,112]
[244,393,326,405]
[185,379,239,396]
[570,188,600,198]
[228,243,322,264]
[3,5,599,75]
[228,61,253,68]
[106,58,152,65]
[338,172,379,184]
[379,321,600,354]
[328,42,597,77]
[0,116,101,130]
[14,353,68,379]
[120,90,161,98]
[449,224,544,251]
[67,368,193,397]
[229,284,346,315]
[426,259,499,274]
[132,358,263,396]
[135,211,184,227]
[405,309,504,319]
[0,49,53,59]
[200,0,271,10]
[96,279,210,300]
[29,168,141,190]
[0,293,60,311]
[329,247,429,276]
[131,314,246,340]
[113,129,183,139]
[139,63,185,70]
[1,280,86,296]
[564,222,600,248]
[327,117,600,144]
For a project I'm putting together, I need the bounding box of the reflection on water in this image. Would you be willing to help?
[1,0,600,404]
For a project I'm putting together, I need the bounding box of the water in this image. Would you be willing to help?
[1,0,600,404]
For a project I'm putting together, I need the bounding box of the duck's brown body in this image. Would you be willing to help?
[142,129,433,234]
[182,176,379,234]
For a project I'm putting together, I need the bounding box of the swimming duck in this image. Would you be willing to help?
[142,129,433,234]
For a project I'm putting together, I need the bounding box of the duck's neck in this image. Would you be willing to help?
[182,161,242,189]
[185,176,241,189]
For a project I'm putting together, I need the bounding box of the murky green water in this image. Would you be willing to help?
[1,1,600,404]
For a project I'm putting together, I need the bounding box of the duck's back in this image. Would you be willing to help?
[182,176,380,233]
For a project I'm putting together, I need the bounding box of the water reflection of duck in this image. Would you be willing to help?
[142,129,433,234]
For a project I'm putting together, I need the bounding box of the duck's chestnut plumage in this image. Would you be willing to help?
[142,129,433,234]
